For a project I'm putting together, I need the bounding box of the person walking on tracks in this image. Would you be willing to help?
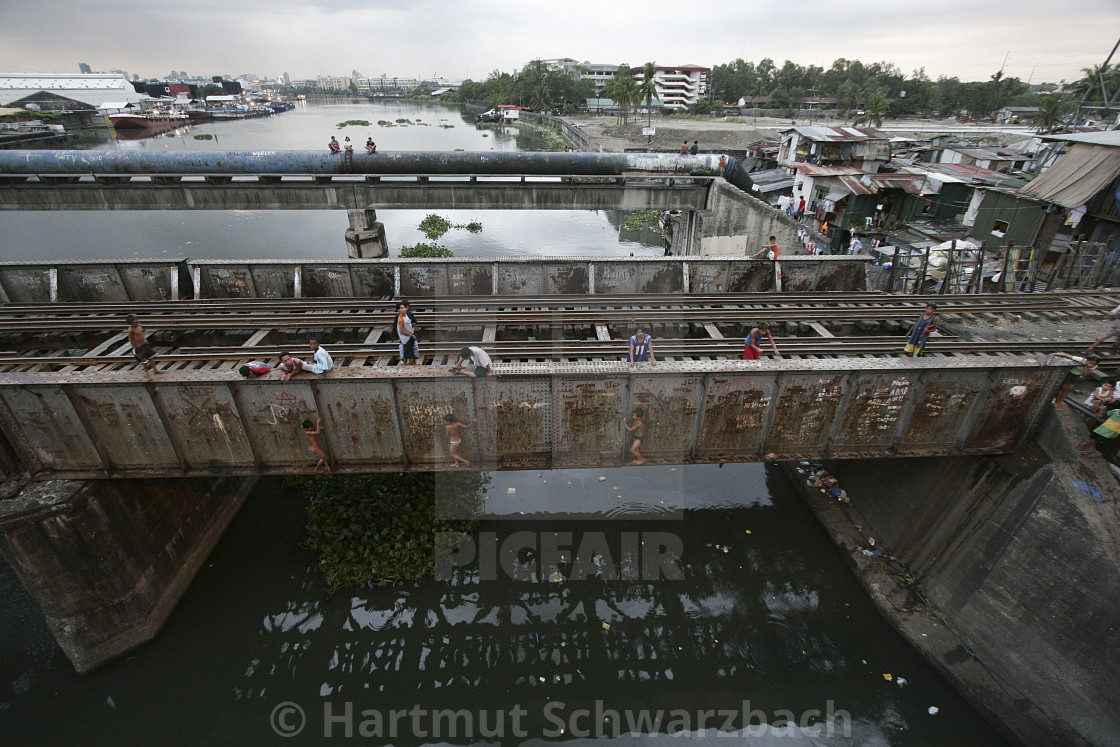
[904,304,939,357]
[744,325,780,360]
[126,314,163,380]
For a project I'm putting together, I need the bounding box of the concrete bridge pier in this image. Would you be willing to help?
[345,208,387,259]
[0,476,255,672]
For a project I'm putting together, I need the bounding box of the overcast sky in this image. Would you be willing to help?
[2,0,1117,85]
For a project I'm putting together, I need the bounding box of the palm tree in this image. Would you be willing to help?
[605,64,640,124]
[1031,96,1067,132]
[639,62,658,126]
[853,90,887,128]
[1070,63,1115,101]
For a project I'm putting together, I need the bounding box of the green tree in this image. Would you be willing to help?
[853,89,887,127]
[639,62,658,126]
[603,64,640,124]
[1031,96,1067,132]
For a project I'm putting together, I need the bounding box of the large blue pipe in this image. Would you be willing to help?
[0,150,727,177]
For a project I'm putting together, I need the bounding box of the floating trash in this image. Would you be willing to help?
[601,622,611,631]
[549,571,565,584]
[598,476,606,482]
[928,706,939,715]
[507,488,516,495]
[883,673,893,681]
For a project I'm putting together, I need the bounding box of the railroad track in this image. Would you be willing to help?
[0,336,1109,374]
[0,291,1114,333]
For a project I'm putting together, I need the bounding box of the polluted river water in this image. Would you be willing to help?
[0,100,1007,744]
[0,465,1008,745]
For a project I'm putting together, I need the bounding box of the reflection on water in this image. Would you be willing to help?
[0,464,1006,746]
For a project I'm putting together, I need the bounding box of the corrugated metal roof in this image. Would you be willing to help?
[1019,143,1120,208]
[794,163,867,177]
[838,175,878,196]
[870,174,927,194]
[783,125,888,142]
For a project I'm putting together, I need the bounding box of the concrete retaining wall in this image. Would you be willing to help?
[817,411,1120,745]
[697,181,828,257]
[0,358,1064,479]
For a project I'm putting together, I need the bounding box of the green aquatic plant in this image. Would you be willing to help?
[296,472,487,591]
[419,214,453,240]
[193,134,214,140]
[400,242,453,258]
[336,119,371,129]
[625,209,665,234]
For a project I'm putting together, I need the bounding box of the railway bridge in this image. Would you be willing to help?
[0,262,1103,479]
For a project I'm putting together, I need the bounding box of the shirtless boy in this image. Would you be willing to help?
[444,414,477,467]
[624,408,647,465]
[302,418,330,473]
[126,314,163,379]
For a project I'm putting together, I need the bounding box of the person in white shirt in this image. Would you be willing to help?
[848,235,864,255]
[452,346,493,377]
[307,339,333,374]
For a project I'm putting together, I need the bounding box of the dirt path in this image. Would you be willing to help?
[563,114,1031,153]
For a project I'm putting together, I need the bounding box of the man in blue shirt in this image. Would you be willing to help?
[628,328,656,366]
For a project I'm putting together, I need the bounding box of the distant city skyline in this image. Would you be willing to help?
[1,0,1117,86]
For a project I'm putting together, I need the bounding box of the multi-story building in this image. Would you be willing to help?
[316,75,357,91]
[635,65,709,110]
[537,59,711,108]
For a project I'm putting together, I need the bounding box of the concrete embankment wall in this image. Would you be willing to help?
[697,181,829,257]
[0,475,254,672]
[805,411,1120,745]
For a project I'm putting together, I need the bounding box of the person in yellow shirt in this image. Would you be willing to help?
[1079,408,1120,455]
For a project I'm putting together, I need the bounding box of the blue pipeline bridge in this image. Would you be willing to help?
[0,150,753,212]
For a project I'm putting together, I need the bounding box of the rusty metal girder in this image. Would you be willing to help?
[0,357,1068,480]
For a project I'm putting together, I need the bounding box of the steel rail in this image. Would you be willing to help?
[0,338,1103,372]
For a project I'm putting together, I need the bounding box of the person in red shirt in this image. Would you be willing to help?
[751,236,780,260]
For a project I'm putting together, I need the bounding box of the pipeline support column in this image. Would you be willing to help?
[345,207,388,258]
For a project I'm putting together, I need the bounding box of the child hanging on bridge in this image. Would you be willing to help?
[444,414,477,467]
[303,417,330,473]
[624,408,647,465]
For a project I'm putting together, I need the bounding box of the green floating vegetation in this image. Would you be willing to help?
[419,213,452,240]
[377,120,396,127]
[419,213,484,241]
[164,132,177,138]
[439,124,454,129]
[193,134,214,140]
[336,119,371,129]
[625,209,663,233]
[400,242,453,258]
[296,472,487,591]
[395,118,412,125]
